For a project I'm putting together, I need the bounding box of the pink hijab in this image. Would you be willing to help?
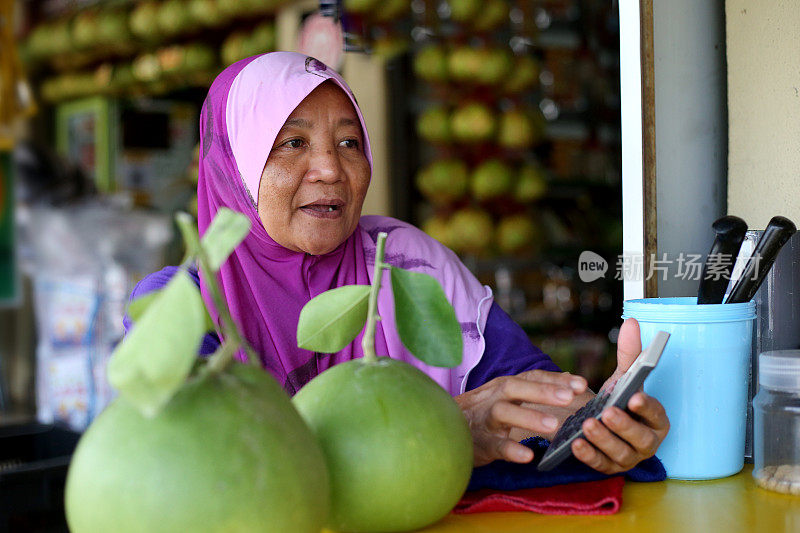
[197,52,492,396]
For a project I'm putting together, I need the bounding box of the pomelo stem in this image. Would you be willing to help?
[362,232,388,364]
[176,212,258,373]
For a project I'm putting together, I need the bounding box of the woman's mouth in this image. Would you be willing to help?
[300,201,344,219]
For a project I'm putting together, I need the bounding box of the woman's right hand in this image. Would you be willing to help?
[454,370,590,467]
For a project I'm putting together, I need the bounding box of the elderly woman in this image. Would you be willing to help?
[127,52,668,473]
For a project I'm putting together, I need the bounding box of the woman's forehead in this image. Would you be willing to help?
[283,82,359,122]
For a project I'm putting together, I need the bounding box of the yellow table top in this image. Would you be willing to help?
[414,465,799,533]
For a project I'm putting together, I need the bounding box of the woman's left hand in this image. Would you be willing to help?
[571,318,670,474]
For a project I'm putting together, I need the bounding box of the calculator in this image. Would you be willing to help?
[537,331,670,471]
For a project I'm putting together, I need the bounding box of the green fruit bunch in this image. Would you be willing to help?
[416,106,452,144]
[416,158,469,205]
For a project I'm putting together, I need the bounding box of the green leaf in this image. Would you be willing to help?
[126,291,160,324]
[391,267,463,368]
[107,271,206,418]
[200,207,251,272]
[297,285,371,353]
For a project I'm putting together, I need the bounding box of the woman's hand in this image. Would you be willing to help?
[455,317,670,472]
[454,370,589,466]
[571,317,670,474]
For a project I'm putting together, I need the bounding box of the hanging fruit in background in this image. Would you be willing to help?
[471,0,510,32]
[498,107,544,149]
[372,36,410,60]
[415,159,469,206]
[413,45,449,84]
[416,106,451,144]
[158,0,198,37]
[98,10,132,47]
[373,0,411,22]
[448,207,494,255]
[451,102,496,143]
[183,43,216,73]
[344,0,382,15]
[422,215,456,249]
[496,214,542,255]
[130,1,162,42]
[514,163,548,203]
[448,0,481,24]
[474,48,513,86]
[132,53,161,82]
[249,21,276,55]
[447,46,482,82]
[72,10,100,49]
[221,31,248,65]
[470,159,514,201]
[503,54,540,94]
[188,0,231,27]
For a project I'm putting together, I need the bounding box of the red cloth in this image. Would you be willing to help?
[453,476,625,515]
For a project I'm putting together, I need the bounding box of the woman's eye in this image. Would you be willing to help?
[340,138,360,149]
[284,139,304,148]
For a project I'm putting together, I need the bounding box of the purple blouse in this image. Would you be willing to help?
[123,266,560,392]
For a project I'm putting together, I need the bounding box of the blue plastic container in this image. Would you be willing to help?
[622,297,756,480]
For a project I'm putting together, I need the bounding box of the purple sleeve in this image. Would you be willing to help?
[465,302,561,391]
[123,265,221,356]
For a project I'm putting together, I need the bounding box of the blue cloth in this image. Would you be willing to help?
[467,437,667,491]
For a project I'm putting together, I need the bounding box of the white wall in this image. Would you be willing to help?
[653,0,728,296]
[727,0,800,227]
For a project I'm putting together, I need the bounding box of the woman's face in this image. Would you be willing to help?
[257,82,370,255]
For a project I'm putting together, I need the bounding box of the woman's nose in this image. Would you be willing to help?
[304,145,344,183]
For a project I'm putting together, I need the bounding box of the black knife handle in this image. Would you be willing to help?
[698,216,748,304]
[726,216,797,304]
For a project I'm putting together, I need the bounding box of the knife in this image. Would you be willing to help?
[697,216,748,304]
[725,216,797,304]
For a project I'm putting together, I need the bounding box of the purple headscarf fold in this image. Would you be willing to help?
[197,52,492,396]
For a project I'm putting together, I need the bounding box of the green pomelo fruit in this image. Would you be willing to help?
[130,2,161,41]
[496,214,541,255]
[504,55,539,94]
[471,0,509,32]
[414,45,449,83]
[447,46,482,81]
[449,207,494,254]
[422,215,455,249]
[373,0,410,22]
[470,159,514,201]
[65,364,329,533]
[515,163,547,203]
[344,0,381,15]
[498,109,542,149]
[451,103,496,143]
[416,158,469,205]
[72,11,99,49]
[475,48,513,86]
[416,106,451,143]
[188,0,230,27]
[293,358,473,533]
[222,32,248,65]
[157,0,195,36]
[448,0,481,23]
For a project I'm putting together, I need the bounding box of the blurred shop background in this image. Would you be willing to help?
[0,0,623,432]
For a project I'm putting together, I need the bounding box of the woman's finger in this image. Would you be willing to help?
[493,375,579,406]
[496,438,535,464]
[486,400,559,434]
[600,406,662,456]
[627,392,670,432]
[571,438,619,474]
[581,417,639,469]
[517,370,588,393]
